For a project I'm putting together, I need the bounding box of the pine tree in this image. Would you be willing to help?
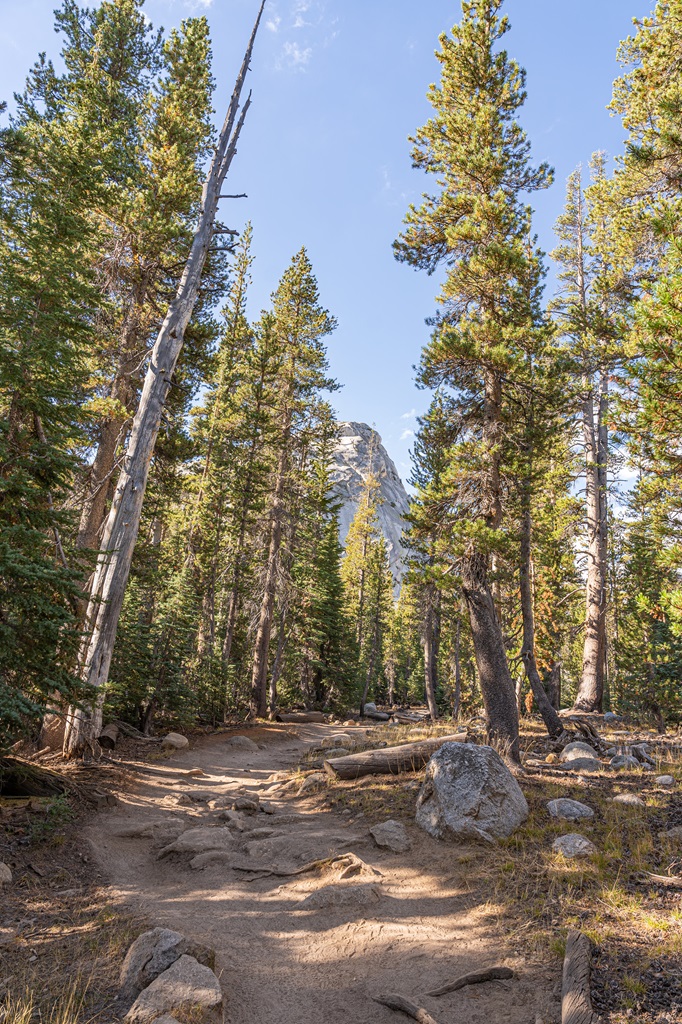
[249,248,337,716]
[395,0,552,759]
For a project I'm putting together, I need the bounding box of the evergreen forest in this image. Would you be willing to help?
[2,0,682,760]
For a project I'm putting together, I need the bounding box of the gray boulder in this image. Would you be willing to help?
[612,793,645,808]
[416,743,528,843]
[320,733,352,750]
[124,955,222,1024]
[161,733,189,751]
[561,757,603,773]
[156,827,236,860]
[301,884,381,909]
[0,863,12,885]
[119,929,214,1004]
[369,820,411,853]
[552,834,597,858]
[610,754,640,770]
[656,775,675,787]
[560,741,598,762]
[547,799,594,822]
[297,772,327,795]
[223,735,258,752]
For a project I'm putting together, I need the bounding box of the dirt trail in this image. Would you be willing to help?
[87,724,561,1024]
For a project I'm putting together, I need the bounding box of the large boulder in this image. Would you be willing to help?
[560,741,599,762]
[561,757,603,774]
[156,827,236,860]
[124,955,222,1024]
[610,754,639,770]
[119,929,214,1004]
[415,743,528,843]
[161,733,189,751]
[223,735,258,752]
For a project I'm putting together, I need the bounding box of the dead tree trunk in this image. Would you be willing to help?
[325,733,467,780]
[62,4,265,757]
[561,931,601,1024]
[575,378,608,713]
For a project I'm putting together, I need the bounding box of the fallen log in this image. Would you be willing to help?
[324,732,467,780]
[373,994,440,1024]
[642,871,682,889]
[98,724,120,750]
[275,712,326,724]
[362,710,391,721]
[561,931,602,1024]
[426,966,514,997]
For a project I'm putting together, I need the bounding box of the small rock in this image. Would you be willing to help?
[260,802,275,815]
[184,768,205,778]
[0,863,12,885]
[370,820,411,853]
[612,793,646,807]
[297,772,327,795]
[300,884,381,909]
[560,741,599,762]
[544,753,560,765]
[343,720,355,727]
[320,733,352,750]
[323,748,350,759]
[656,775,674,787]
[234,796,259,812]
[172,794,194,806]
[267,771,289,783]
[552,834,597,859]
[162,733,189,751]
[124,955,222,1024]
[610,755,640,770]
[207,795,233,809]
[416,743,528,842]
[547,799,594,822]
[363,703,378,714]
[223,735,259,752]
[659,826,682,844]
[561,757,603,773]
[605,747,617,757]
[604,711,622,723]
[119,929,214,1003]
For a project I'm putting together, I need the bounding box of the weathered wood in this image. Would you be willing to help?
[373,994,440,1024]
[324,733,467,781]
[562,931,601,1024]
[62,3,266,757]
[643,872,682,889]
[98,724,119,750]
[275,712,326,724]
[427,966,514,997]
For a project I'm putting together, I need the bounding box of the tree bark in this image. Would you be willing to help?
[421,583,440,721]
[62,4,265,756]
[461,550,520,762]
[561,931,601,1024]
[324,732,467,780]
[250,438,288,717]
[519,477,564,739]
[575,381,608,713]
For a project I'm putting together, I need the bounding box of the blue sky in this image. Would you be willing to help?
[0,0,646,480]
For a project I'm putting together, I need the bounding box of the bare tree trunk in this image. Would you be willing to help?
[421,583,440,720]
[460,366,520,760]
[461,550,520,762]
[519,483,564,739]
[574,377,608,713]
[62,5,265,757]
[547,661,562,710]
[268,603,288,717]
[359,595,381,715]
[250,442,287,717]
[451,616,462,719]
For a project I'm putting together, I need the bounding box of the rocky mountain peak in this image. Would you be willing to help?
[330,421,410,586]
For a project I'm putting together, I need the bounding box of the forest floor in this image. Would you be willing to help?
[1,720,681,1024]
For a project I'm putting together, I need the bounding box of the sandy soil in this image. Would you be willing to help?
[86,723,561,1024]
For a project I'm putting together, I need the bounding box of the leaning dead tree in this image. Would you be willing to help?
[63,3,266,757]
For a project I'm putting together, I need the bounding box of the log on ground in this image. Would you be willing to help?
[275,712,326,723]
[373,994,440,1024]
[562,930,602,1024]
[324,733,467,780]
[98,724,120,750]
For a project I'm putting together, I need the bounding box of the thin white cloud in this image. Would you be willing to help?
[400,429,415,441]
[276,40,312,70]
[183,0,213,9]
[401,409,416,420]
[266,16,282,32]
